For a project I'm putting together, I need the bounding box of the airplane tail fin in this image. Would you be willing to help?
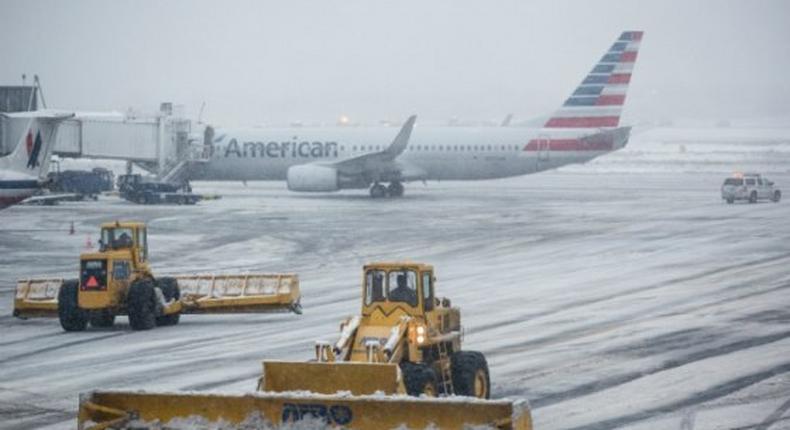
[0,111,73,179]
[544,31,643,129]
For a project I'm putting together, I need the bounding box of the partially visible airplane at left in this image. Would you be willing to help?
[0,111,73,210]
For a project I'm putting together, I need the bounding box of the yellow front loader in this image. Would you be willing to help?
[13,221,301,331]
[77,262,532,429]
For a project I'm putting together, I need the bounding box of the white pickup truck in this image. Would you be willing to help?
[721,173,781,204]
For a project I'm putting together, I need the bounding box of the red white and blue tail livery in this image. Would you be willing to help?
[545,31,642,129]
[0,111,73,210]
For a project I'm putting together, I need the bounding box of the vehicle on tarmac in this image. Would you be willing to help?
[117,174,203,205]
[721,173,781,204]
[77,262,532,430]
[47,167,114,200]
[13,221,301,331]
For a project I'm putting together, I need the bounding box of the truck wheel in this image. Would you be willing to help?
[749,191,758,203]
[451,351,491,399]
[773,191,781,202]
[58,279,87,332]
[400,362,438,397]
[155,277,181,326]
[128,279,157,330]
[89,310,116,328]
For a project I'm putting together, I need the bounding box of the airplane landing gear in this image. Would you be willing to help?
[387,181,404,198]
[369,182,405,198]
[370,183,388,198]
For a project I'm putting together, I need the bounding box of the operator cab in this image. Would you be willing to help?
[98,222,148,261]
[363,263,435,313]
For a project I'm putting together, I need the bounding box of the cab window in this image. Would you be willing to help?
[724,178,743,186]
[746,178,756,186]
[387,270,418,307]
[138,228,148,261]
[365,270,386,305]
[113,260,130,280]
[422,272,433,311]
[101,227,134,250]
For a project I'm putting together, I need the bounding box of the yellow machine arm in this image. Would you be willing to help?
[13,278,62,318]
[174,274,301,314]
[78,390,532,430]
[12,274,301,319]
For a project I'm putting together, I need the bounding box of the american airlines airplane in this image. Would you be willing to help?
[197,31,642,198]
[0,111,73,210]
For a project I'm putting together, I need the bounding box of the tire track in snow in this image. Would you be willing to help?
[0,332,127,365]
[521,330,790,408]
[565,361,790,430]
[486,278,790,357]
[469,252,790,336]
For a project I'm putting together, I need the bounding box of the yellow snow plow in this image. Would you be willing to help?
[13,221,301,331]
[76,262,532,429]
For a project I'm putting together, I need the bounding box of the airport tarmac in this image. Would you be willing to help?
[1,134,789,429]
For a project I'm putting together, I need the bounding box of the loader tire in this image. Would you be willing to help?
[400,362,438,397]
[155,277,181,326]
[58,280,87,332]
[451,351,491,399]
[89,310,116,328]
[128,279,157,330]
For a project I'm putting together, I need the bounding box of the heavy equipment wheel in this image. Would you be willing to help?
[400,362,438,397]
[128,278,157,330]
[89,310,116,328]
[155,277,181,326]
[749,191,758,203]
[58,279,87,332]
[773,191,781,202]
[451,351,491,399]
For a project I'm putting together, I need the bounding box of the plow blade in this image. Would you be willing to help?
[175,274,301,314]
[13,278,62,318]
[262,361,404,395]
[78,390,532,430]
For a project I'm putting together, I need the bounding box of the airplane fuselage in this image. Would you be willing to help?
[198,126,619,182]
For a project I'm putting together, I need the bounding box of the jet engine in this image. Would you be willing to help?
[286,164,339,192]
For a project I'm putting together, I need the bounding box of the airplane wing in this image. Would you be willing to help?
[316,115,417,180]
[287,115,425,192]
[322,115,416,177]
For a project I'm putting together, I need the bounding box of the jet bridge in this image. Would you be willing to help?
[0,104,207,181]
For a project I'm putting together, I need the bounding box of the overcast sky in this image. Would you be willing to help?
[1,0,788,126]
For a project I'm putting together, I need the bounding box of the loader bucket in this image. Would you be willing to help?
[13,278,62,318]
[262,361,404,395]
[174,274,301,314]
[78,390,532,430]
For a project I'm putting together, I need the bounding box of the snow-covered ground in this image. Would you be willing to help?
[1,128,789,429]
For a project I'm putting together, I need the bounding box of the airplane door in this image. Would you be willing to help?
[536,135,551,169]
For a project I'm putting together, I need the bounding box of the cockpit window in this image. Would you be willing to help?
[387,270,418,307]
